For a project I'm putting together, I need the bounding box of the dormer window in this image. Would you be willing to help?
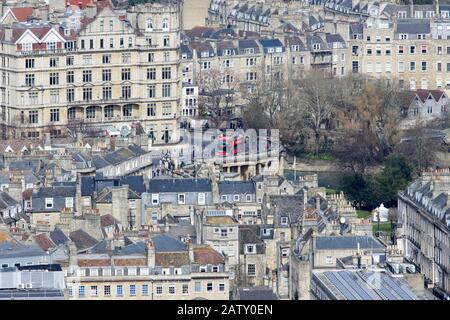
[65,197,73,208]
[178,194,185,205]
[281,217,288,225]
[233,194,240,202]
[199,265,207,272]
[151,193,159,205]
[442,11,449,18]
[313,43,320,51]
[45,198,53,209]
[400,34,408,40]
[245,244,256,254]
[398,11,407,19]
[162,268,170,275]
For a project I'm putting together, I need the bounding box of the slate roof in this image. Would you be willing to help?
[151,234,187,252]
[396,19,430,35]
[325,33,346,45]
[0,192,18,210]
[259,38,284,49]
[238,39,260,52]
[237,286,278,300]
[91,144,146,169]
[81,175,145,196]
[69,229,98,251]
[0,242,46,259]
[268,195,304,227]
[33,185,76,198]
[149,178,212,193]
[314,236,384,251]
[8,159,42,173]
[349,23,363,35]
[218,181,255,194]
[180,44,193,59]
[49,228,69,246]
[239,226,265,254]
[116,241,146,255]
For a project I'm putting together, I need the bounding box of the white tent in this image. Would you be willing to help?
[372,203,389,222]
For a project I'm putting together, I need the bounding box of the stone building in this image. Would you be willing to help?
[397,168,450,294]
[0,0,182,142]
[65,234,230,300]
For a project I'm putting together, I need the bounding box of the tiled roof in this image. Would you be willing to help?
[10,7,34,22]
[413,89,445,103]
[155,252,190,268]
[100,214,121,228]
[34,233,55,252]
[193,245,224,265]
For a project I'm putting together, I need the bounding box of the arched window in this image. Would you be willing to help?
[146,18,153,31]
[162,18,169,31]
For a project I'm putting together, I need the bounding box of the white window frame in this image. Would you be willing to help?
[45,197,54,209]
[65,197,74,208]
[198,192,206,205]
[151,193,159,205]
[178,193,185,205]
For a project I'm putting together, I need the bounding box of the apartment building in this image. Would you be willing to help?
[0,1,182,143]
[66,235,230,300]
[397,168,450,295]
[350,4,450,92]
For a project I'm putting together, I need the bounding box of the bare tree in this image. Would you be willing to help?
[299,71,335,156]
[197,68,241,128]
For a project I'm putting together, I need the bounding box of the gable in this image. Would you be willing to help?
[15,29,40,45]
[41,28,66,43]
[0,11,16,24]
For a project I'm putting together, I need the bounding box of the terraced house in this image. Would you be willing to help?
[398,168,450,294]
[0,0,182,143]
[66,234,230,300]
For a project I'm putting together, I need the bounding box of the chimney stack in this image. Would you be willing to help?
[187,235,194,262]
[146,239,155,268]
[4,26,12,42]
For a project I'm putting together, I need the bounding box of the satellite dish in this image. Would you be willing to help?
[340,217,346,224]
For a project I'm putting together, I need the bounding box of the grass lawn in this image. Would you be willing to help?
[304,153,336,161]
[373,222,392,236]
[326,188,340,195]
[356,210,372,219]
